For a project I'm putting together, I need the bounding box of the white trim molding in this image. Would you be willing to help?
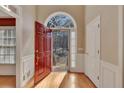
[100,60,120,88]
[118,5,123,87]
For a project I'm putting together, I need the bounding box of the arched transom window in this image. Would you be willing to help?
[46,14,74,28]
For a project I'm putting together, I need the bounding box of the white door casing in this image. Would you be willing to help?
[85,16,100,87]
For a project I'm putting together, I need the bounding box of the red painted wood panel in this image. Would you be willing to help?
[34,21,52,84]
[0,18,16,26]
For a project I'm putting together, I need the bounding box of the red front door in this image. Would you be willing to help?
[34,21,51,84]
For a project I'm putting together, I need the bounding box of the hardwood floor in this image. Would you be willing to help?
[59,73,96,88]
[0,75,16,88]
[34,72,96,88]
[26,72,96,88]
[0,73,96,88]
[25,77,34,88]
[35,72,67,88]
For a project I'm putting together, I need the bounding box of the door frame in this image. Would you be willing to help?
[44,12,78,72]
[0,5,22,88]
[118,6,123,87]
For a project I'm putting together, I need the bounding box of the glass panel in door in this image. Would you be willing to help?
[52,30,69,71]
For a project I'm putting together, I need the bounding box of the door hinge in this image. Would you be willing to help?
[98,50,99,54]
[97,76,99,80]
[98,24,100,28]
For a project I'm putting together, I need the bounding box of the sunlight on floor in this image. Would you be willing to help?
[35,72,67,88]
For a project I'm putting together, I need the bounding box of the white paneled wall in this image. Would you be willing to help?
[76,53,85,72]
[21,54,34,87]
[70,53,84,73]
[84,54,119,87]
[100,60,119,88]
[21,5,36,87]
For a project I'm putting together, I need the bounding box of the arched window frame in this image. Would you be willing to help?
[46,14,74,28]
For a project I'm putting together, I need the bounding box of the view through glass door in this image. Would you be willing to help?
[52,29,69,71]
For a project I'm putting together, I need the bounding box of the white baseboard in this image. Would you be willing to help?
[100,60,119,88]
[21,54,34,87]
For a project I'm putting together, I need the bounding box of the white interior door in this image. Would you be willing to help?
[85,16,100,87]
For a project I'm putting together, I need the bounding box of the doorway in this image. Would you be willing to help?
[45,12,77,72]
[52,29,70,71]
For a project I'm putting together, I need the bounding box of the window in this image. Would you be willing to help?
[70,31,76,67]
[47,14,74,28]
[0,27,16,64]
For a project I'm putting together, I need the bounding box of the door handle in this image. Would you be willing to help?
[36,56,39,65]
[36,62,38,66]
[36,50,38,53]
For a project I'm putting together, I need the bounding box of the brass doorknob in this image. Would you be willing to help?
[36,50,38,53]
[36,62,38,65]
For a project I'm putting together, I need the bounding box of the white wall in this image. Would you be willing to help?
[85,5,119,65]
[0,65,16,75]
[85,5,122,87]
[71,54,84,72]
[21,5,36,87]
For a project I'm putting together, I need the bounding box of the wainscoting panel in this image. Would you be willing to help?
[100,60,119,88]
[70,53,85,73]
[21,54,34,87]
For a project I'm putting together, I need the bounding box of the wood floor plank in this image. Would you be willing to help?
[0,75,16,88]
[35,72,67,88]
[59,73,96,88]
[0,73,96,88]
